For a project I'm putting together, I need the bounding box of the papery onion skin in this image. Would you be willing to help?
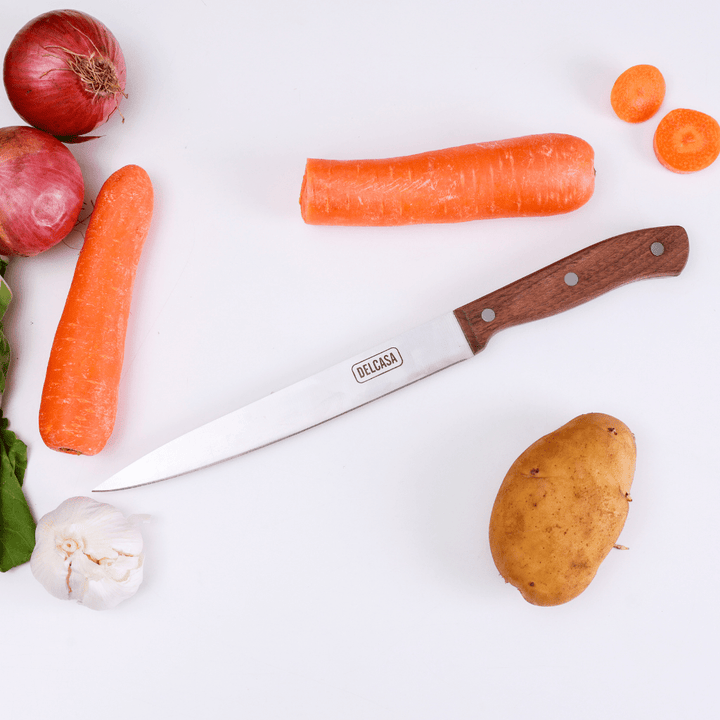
[0,126,84,256]
[3,10,126,139]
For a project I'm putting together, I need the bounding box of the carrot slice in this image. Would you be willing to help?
[39,164,154,455]
[611,65,665,123]
[653,108,720,173]
[300,133,595,226]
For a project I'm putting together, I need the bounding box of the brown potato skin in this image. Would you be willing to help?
[488,413,636,606]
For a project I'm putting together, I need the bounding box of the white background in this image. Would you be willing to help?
[2,1,718,718]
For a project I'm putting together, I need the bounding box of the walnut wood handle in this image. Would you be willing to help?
[453,225,689,354]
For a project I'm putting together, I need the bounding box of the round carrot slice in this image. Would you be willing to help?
[611,65,665,123]
[653,108,720,173]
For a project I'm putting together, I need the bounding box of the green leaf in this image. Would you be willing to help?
[0,259,35,572]
[0,411,33,572]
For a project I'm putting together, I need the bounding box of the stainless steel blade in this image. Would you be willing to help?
[93,312,473,491]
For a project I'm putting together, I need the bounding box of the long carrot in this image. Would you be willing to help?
[610,65,665,123]
[653,108,720,173]
[39,164,153,456]
[299,133,595,226]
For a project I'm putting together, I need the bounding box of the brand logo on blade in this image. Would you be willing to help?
[352,348,403,383]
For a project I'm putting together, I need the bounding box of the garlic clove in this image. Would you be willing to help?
[30,496,147,610]
[67,551,144,611]
[29,538,73,601]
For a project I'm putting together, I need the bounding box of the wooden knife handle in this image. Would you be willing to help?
[453,225,689,354]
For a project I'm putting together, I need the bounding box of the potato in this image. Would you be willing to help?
[488,413,636,606]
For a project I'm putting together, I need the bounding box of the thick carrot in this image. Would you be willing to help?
[611,65,665,123]
[299,133,595,226]
[39,164,154,455]
[653,108,720,173]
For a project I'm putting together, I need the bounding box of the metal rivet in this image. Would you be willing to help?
[481,308,495,322]
[651,242,665,256]
[564,272,579,286]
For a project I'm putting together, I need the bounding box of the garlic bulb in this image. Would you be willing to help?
[30,496,148,610]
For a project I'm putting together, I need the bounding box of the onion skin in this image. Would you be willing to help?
[0,126,84,256]
[3,10,126,139]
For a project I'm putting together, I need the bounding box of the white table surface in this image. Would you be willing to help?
[2,1,718,718]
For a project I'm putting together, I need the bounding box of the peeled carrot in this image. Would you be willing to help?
[611,65,665,123]
[653,108,720,173]
[39,164,154,455]
[299,133,595,226]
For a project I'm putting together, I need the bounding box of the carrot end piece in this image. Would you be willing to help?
[611,64,665,123]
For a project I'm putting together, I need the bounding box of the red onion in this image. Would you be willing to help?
[0,126,84,256]
[3,10,126,139]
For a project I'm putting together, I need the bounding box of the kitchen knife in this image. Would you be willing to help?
[93,225,689,492]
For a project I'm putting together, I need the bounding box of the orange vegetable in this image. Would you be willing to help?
[39,164,154,455]
[610,64,665,123]
[299,133,595,226]
[653,108,720,173]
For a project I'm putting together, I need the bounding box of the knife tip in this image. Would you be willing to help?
[92,473,136,493]
[92,472,170,493]
[92,482,121,493]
